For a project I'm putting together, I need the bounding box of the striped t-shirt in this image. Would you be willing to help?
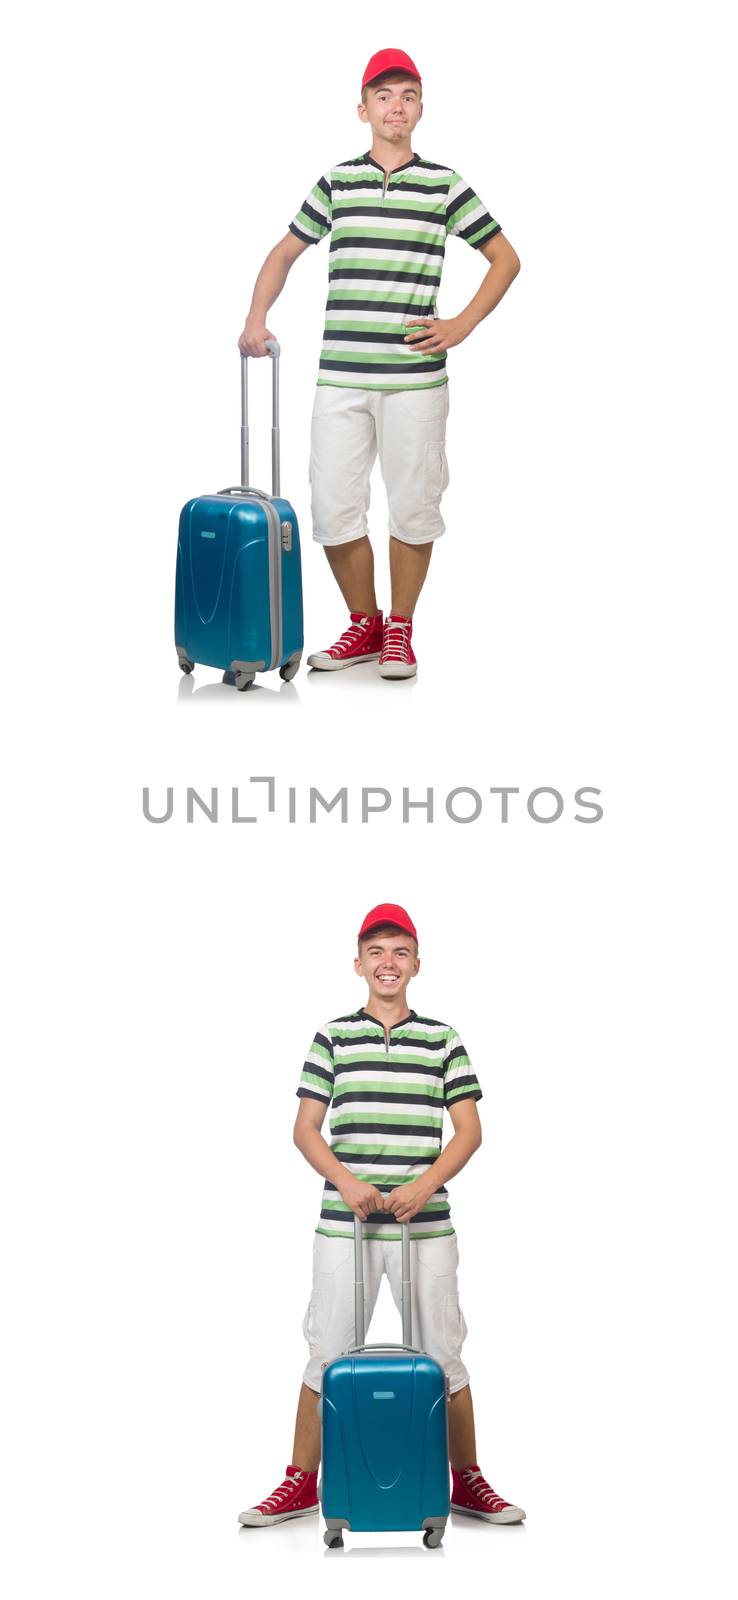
[296,1009,483,1240]
[288,152,501,392]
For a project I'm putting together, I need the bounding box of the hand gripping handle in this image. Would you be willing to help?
[239,340,281,496]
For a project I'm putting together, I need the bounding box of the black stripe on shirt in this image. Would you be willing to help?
[318,357,447,374]
[332,1087,445,1106]
[329,236,446,258]
[289,221,319,245]
[299,199,331,231]
[331,205,446,225]
[324,297,438,314]
[323,1179,449,1195]
[462,219,501,248]
[320,1202,451,1224]
[446,185,478,227]
[330,1119,444,1136]
[330,1031,446,1053]
[444,1045,468,1068]
[326,267,443,286]
[327,1057,445,1078]
[331,179,452,200]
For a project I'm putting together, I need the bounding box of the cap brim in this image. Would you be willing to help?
[359,921,416,941]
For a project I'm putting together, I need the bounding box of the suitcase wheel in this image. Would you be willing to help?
[324,1531,344,1550]
[235,671,256,692]
[279,657,301,683]
[178,656,194,675]
[423,1529,443,1549]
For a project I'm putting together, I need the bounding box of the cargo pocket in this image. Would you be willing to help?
[423,440,450,508]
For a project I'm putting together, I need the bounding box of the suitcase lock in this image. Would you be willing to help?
[281,520,293,552]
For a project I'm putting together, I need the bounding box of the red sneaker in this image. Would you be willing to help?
[451,1465,526,1524]
[308,610,383,670]
[379,613,417,679]
[238,1464,319,1527]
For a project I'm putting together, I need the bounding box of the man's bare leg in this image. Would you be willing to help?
[324,537,378,616]
[448,1384,478,1470]
[389,535,433,617]
[292,1381,321,1471]
[291,1378,477,1473]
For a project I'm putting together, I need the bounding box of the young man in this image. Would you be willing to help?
[238,903,525,1529]
[237,49,520,680]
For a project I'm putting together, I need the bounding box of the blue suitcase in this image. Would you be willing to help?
[318,1217,450,1550]
[175,341,303,690]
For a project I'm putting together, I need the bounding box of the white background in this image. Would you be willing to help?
[3,2,737,1596]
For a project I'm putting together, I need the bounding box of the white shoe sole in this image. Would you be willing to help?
[379,662,417,679]
[307,652,381,671]
[450,1502,526,1524]
[238,1504,319,1527]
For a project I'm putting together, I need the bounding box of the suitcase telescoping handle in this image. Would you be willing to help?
[240,338,281,497]
[349,1214,417,1353]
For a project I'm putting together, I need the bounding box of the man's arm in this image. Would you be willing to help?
[383,1097,483,1221]
[404,231,521,355]
[293,1097,386,1220]
[455,231,521,336]
[238,231,312,358]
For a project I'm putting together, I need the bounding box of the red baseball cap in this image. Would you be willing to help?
[361,49,422,93]
[358,903,418,943]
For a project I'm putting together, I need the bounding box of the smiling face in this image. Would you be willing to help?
[358,75,423,146]
[355,926,420,1009]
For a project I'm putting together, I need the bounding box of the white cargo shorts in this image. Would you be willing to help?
[308,383,451,547]
[301,1230,470,1395]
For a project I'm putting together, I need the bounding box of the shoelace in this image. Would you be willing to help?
[461,1469,508,1508]
[258,1471,304,1510]
[328,618,374,658]
[381,618,411,662]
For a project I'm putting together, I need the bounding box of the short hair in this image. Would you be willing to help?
[358,924,419,953]
[361,71,422,107]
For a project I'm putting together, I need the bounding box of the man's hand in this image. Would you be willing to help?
[338,1176,386,1220]
[238,318,277,358]
[403,317,469,354]
[383,1178,434,1222]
